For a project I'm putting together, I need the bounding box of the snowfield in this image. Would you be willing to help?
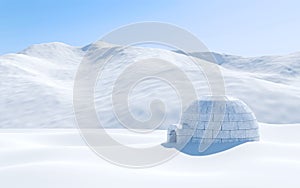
[0,123,300,188]
[0,42,300,187]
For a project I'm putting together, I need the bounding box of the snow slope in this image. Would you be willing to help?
[0,42,300,128]
[1,44,300,187]
[0,123,299,188]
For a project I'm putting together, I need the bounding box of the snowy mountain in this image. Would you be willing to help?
[0,42,299,128]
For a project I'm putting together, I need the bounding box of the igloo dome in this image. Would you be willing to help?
[165,96,259,154]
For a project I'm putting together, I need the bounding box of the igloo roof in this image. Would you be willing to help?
[182,96,256,123]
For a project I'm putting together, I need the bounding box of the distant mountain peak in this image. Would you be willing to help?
[20,42,75,54]
[18,42,84,63]
[81,41,121,52]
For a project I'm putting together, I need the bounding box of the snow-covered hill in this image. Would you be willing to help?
[187,51,300,76]
[0,42,299,128]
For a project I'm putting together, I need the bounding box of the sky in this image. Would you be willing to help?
[1,0,300,56]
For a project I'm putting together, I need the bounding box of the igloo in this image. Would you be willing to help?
[165,96,259,155]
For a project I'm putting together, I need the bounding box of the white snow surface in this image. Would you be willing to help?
[0,123,299,188]
[0,42,300,128]
[1,43,300,187]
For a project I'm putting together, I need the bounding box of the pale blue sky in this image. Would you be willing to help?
[1,0,300,56]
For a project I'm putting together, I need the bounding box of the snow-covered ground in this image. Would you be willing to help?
[0,42,300,187]
[0,123,299,188]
